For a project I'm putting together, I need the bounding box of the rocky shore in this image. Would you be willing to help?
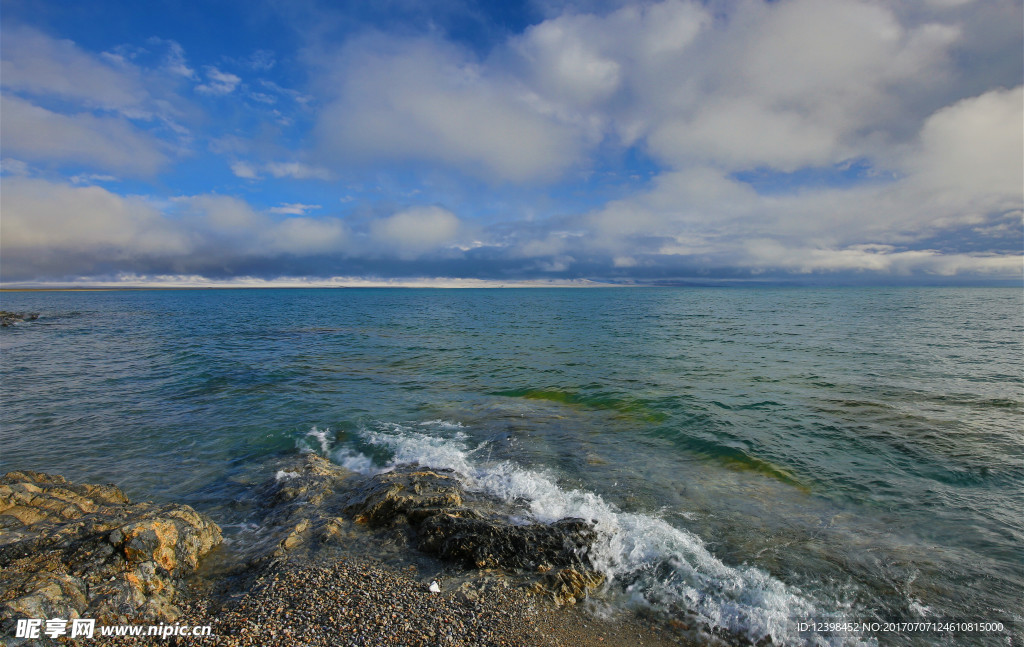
[1,458,690,646]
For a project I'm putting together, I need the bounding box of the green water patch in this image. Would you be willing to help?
[490,387,668,423]
[717,451,809,492]
[659,432,811,491]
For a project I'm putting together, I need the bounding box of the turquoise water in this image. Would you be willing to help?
[1,288,1021,645]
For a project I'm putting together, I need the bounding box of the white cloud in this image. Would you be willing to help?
[1,1,1019,283]
[511,0,708,112]
[70,173,120,184]
[743,241,1022,276]
[313,36,586,182]
[0,176,191,278]
[905,86,1023,199]
[269,217,347,255]
[1,26,150,115]
[230,160,260,179]
[0,95,169,175]
[0,177,357,280]
[229,160,333,180]
[264,161,332,180]
[0,158,32,176]
[196,66,241,94]
[158,39,197,79]
[370,206,462,258]
[247,49,276,71]
[269,203,322,215]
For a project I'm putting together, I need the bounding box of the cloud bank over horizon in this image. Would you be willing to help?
[1,0,1021,285]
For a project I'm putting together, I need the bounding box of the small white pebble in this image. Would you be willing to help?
[428,580,441,593]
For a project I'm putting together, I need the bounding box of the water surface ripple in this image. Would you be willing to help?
[1,287,1021,645]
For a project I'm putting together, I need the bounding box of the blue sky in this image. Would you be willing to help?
[1,0,1021,285]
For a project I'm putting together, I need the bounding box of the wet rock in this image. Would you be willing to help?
[340,464,599,574]
[342,466,465,526]
[264,455,352,511]
[532,568,606,607]
[0,311,39,327]
[417,514,597,571]
[0,470,221,630]
[245,455,359,561]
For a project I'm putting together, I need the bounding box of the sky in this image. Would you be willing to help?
[1,0,1021,286]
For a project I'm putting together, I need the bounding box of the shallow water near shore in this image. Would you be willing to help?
[1,287,1021,645]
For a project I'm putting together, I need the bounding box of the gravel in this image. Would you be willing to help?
[90,555,691,647]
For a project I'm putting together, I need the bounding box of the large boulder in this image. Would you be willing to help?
[417,514,597,571]
[340,464,604,603]
[0,470,221,630]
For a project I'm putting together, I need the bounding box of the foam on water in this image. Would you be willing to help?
[297,425,333,455]
[332,447,381,474]
[418,419,466,430]
[329,421,867,647]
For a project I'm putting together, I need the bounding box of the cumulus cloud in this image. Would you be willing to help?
[491,0,1019,278]
[313,36,586,182]
[369,206,463,258]
[1,0,1020,284]
[905,86,1023,199]
[0,176,190,279]
[0,179,339,280]
[0,178,478,280]
[743,242,1022,276]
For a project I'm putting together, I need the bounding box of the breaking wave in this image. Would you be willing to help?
[301,421,867,646]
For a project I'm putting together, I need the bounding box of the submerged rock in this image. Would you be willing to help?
[0,311,39,327]
[246,455,359,561]
[532,568,607,607]
[0,470,221,629]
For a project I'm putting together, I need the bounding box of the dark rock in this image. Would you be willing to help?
[0,470,221,629]
[417,514,596,571]
[0,311,40,327]
[340,464,599,574]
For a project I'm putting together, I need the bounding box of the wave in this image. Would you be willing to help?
[302,420,866,646]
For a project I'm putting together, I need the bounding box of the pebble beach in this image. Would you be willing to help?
[98,557,688,647]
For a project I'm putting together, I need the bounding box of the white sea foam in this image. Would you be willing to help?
[297,425,333,455]
[275,470,299,481]
[418,419,465,430]
[337,420,868,646]
[332,447,380,474]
